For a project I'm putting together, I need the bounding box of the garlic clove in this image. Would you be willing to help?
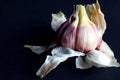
[61,11,79,49]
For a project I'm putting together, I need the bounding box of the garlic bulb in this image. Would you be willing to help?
[25,1,120,78]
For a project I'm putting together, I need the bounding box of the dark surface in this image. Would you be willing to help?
[1,0,120,80]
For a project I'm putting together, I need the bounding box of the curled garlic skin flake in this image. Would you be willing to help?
[25,0,120,78]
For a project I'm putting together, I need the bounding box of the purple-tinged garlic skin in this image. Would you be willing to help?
[61,12,79,50]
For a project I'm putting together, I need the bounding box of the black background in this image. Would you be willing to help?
[1,0,120,80]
